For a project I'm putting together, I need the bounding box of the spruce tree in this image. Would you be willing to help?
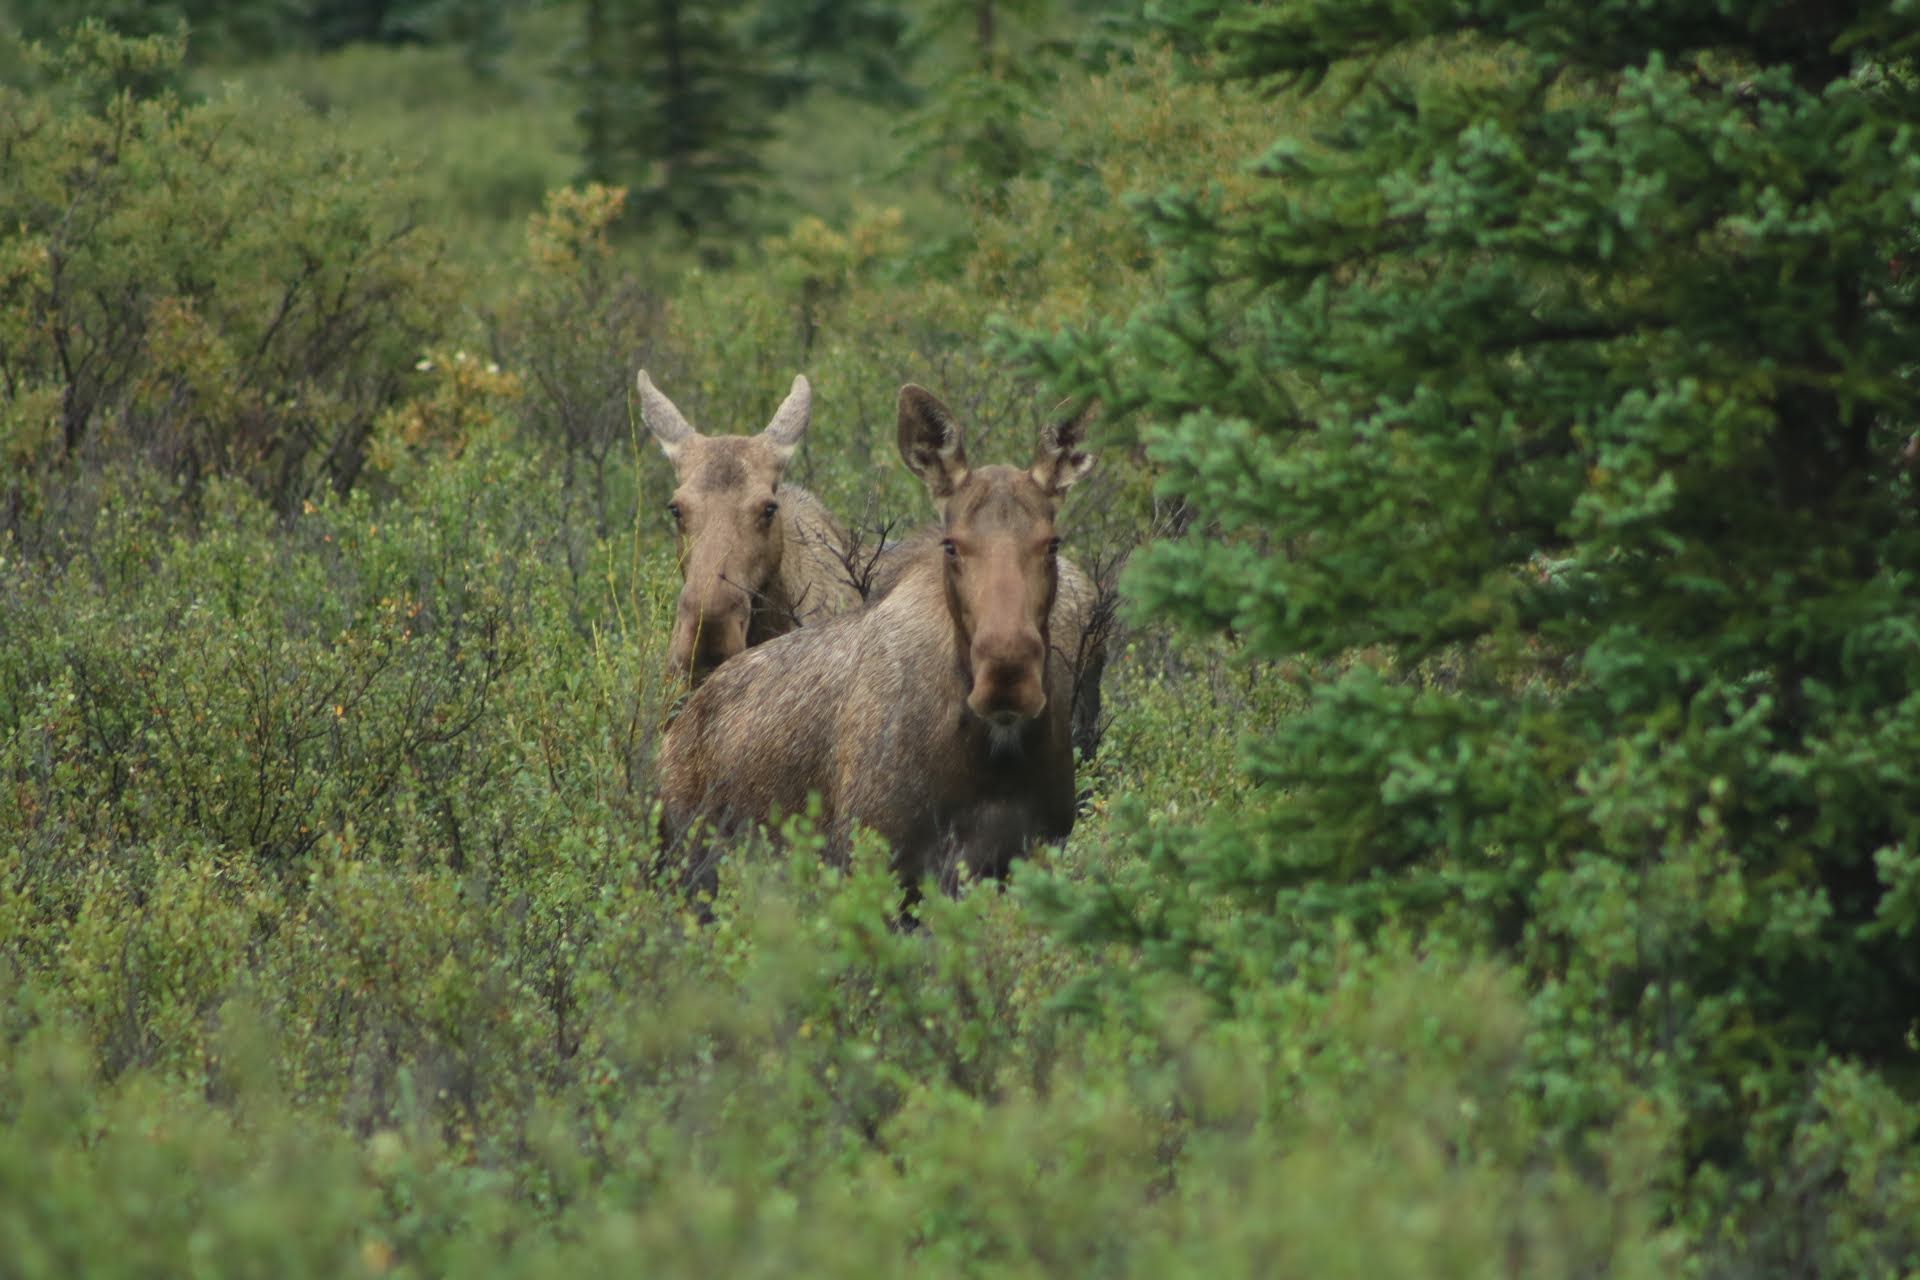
[573,0,788,237]
[900,0,1059,195]
[749,0,915,105]
[1019,0,1920,1249]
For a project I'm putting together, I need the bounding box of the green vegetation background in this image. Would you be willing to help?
[3,3,1918,1276]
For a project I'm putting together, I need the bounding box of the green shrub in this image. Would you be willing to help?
[0,412,1680,1271]
[2,838,1681,1277]
[486,184,659,530]
[0,26,456,545]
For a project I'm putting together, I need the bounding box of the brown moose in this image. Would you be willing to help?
[639,370,864,684]
[657,384,1099,895]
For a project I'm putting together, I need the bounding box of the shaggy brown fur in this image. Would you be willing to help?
[657,385,1096,894]
[639,370,863,684]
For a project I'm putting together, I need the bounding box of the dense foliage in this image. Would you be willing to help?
[0,25,455,542]
[572,0,790,236]
[1,0,516,60]
[1017,0,1920,1269]
[3,4,1919,1276]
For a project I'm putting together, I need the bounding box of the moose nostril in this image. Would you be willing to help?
[973,633,1044,681]
[969,657,1046,719]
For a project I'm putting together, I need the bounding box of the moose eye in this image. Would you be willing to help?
[941,538,958,559]
[666,501,684,524]
[762,500,780,522]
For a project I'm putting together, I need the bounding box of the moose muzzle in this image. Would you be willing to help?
[966,627,1048,724]
[672,590,752,683]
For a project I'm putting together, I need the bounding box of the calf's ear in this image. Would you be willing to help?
[1030,401,1097,496]
[637,370,701,468]
[897,384,970,501]
[758,374,812,466]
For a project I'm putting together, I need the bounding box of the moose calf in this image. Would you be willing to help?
[639,370,864,684]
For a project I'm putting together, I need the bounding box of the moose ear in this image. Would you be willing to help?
[758,374,812,466]
[636,370,699,466]
[1030,401,1097,496]
[896,384,969,501]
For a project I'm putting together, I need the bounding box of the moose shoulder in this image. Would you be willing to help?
[657,384,1097,893]
[639,370,863,684]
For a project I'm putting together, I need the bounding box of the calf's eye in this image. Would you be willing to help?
[762,500,780,522]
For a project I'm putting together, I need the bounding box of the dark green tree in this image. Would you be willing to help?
[898,0,1151,209]
[2,0,516,62]
[1018,0,1920,1264]
[573,0,790,238]
[749,0,916,105]
[896,0,1058,196]
[303,0,515,67]
[4,0,285,59]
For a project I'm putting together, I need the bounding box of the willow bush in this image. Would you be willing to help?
[0,25,456,549]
